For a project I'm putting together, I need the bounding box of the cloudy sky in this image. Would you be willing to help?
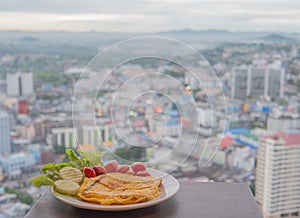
[0,0,299,32]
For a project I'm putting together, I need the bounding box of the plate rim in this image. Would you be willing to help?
[51,168,180,211]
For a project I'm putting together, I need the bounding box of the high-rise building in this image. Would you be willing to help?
[6,72,34,97]
[231,62,285,100]
[0,111,11,154]
[256,131,300,218]
[231,66,248,100]
[248,66,266,98]
[6,73,19,96]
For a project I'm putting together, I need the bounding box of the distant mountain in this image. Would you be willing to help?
[159,29,232,35]
[0,29,299,55]
[20,36,39,41]
[259,34,296,42]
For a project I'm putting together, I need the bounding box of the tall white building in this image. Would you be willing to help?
[231,62,285,100]
[231,65,248,100]
[256,131,300,218]
[0,111,10,155]
[6,72,34,97]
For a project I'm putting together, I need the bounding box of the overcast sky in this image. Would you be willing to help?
[0,0,299,32]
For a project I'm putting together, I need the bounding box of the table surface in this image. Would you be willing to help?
[25,182,263,218]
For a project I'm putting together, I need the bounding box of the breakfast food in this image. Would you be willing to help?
[131,162,147,174]
[54,180,80,196]
[93,166,107,175]
[104,160,118,172]
[116,165,130,173]
[59,166,83,184]
[30,149,162,205]
[77,172,162,205]
[136,171,151,177]
[83,167,97,178]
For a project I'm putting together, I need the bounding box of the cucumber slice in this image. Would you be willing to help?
[54,180,80,196]
[59,166,83,184]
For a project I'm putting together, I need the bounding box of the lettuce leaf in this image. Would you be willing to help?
[55,162,73,171]
[30,175,54,188]
[81,150,104,167]
[30,149,105,187]
[66,149,104,168]
[41,162,56,174]
[65,149,83,169]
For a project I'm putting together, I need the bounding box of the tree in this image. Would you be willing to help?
[4,187,34,205]
[276,98,288,105]
[114,147,146,162]
[54,144,66,155]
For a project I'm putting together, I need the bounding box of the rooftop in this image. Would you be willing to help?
[261,130,300,146]
[8,153,27,160]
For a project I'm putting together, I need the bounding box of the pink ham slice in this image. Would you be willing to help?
[136,171,151,177]
[116,165,130,173]
[104,160,118,173]
[93,166,107,175]
[131,162,147,174]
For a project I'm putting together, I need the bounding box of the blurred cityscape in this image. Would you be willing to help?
[0,30,300,218]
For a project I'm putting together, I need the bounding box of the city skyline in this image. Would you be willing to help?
[0,2,300,215]
[0,0,300,33]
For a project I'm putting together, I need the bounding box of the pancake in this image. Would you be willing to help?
[77,173,162,205]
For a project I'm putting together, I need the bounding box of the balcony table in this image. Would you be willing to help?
[25,182,263,218]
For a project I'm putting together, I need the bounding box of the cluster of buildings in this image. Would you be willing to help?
[0,41,300,218]
[0,110,37,180]
[0,72,52,217]
[230,60,285,100]
[209,43,300,218]
[267,107,300,132]
[0,73,38,181]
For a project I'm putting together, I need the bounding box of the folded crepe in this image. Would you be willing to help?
[77,172,162,205]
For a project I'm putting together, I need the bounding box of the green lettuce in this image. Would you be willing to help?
[30,149,105,188]
[65,149,104,169]
[30,175,54,188]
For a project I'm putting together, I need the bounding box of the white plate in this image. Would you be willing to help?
[51,168,180,211]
